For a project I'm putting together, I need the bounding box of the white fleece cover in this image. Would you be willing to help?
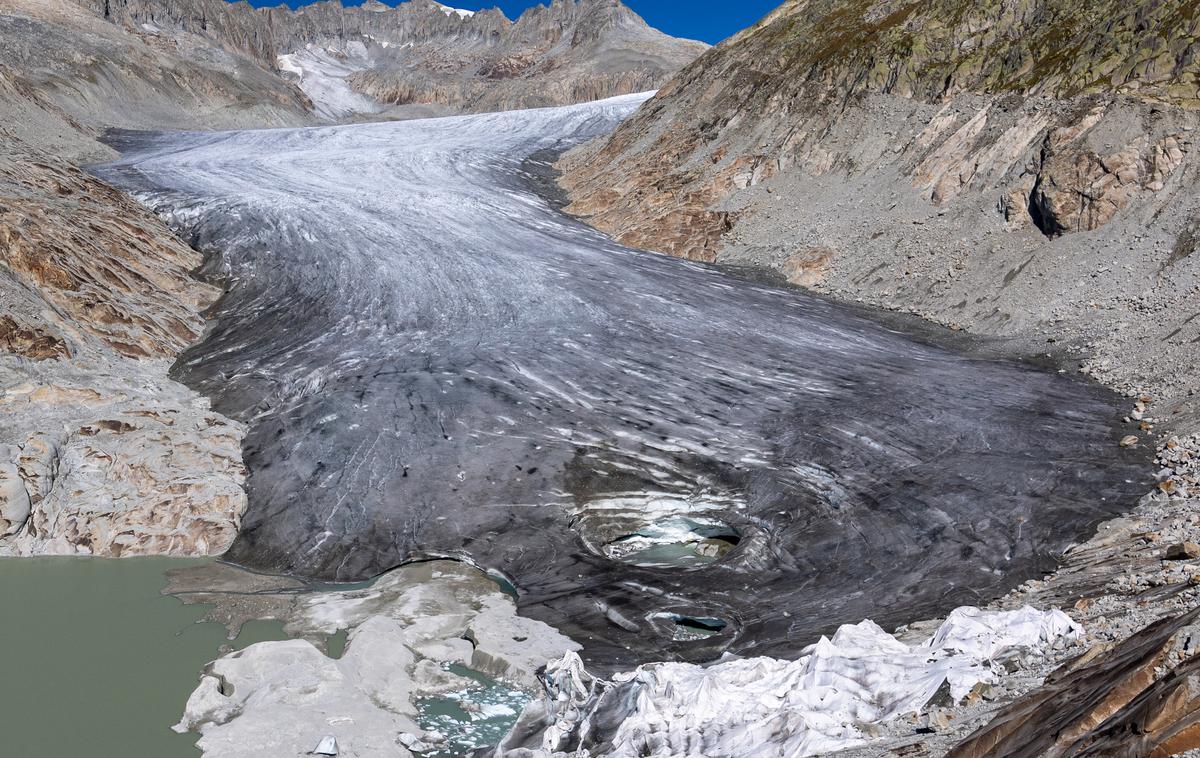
[539,605,1079,757]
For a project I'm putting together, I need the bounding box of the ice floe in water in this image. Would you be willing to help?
[496,606,1079,757]
[417,663,532,757]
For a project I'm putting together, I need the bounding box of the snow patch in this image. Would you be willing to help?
[433,2,475,18]
[276,42,384,121]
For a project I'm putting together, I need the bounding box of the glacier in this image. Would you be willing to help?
[94,93,1146,669]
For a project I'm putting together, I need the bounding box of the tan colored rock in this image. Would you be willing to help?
[948,606,1200,758]
[1163,542,1200,561]
[0,140,247,557]
[782,245,837,287]
[0,315,68,360]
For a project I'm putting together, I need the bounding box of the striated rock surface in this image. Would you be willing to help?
[558,0,1200,405]
[948,606,1200,757]
[68,0,707,120]
[0,140,246,556]
[174,560,580,758]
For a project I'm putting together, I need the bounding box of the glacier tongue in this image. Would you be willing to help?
[94,92,1143,670]
[498,606,1079,757]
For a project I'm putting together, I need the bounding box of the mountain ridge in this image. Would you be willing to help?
[69,0,708,118]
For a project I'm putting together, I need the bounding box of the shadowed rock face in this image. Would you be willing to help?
[97,96,1147,668]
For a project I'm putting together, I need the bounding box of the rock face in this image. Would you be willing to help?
[69,0,707,120]
[948,606,1200,757]
[347,0,707,114]
[558,0,1200,404]
[0,0,276,557]
[0,139,247,556]
[175,560,579,758]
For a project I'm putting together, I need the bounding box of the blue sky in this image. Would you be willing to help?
[244,0,779,45]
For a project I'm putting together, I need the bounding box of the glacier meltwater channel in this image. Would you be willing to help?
[96,93,1147,670]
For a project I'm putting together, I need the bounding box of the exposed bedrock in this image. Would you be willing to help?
[0,0,311,163]
[96,96,1148,669]
[65,0,706,120]
[0,140,246,556]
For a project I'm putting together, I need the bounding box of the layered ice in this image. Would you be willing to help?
[95,94,1146,669]
[498,606,1079,757]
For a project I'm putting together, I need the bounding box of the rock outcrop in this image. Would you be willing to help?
[0,139,246,556]
[948,606,1200,757]
[67,0,707,120]
[558,0,1200,406]
[347,0,706,114]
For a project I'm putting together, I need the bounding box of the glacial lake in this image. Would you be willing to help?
[0,557,284,757]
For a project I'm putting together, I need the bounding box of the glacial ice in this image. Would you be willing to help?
[95,92,1144,668]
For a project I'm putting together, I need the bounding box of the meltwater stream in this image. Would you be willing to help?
[96,94,1147,668]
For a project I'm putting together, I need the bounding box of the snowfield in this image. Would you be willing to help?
[276,41,384,121]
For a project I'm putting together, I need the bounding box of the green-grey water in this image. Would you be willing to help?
[416,663,532,758]
[0,557,283,758]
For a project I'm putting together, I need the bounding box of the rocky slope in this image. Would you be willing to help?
[0,0,303,555]
[0,137,246,556]
[559,0,1200,415]
[0,0,312,162]
[72,0,708,120]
